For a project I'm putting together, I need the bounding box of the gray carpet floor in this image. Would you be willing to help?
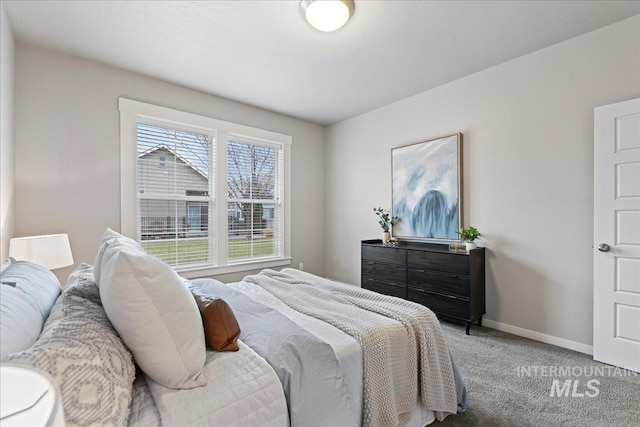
[438,321,640,427]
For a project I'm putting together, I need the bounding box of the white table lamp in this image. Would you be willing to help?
[9,234,74,270]
[0,364,65,426]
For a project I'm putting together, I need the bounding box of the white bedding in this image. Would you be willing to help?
[228,268,437,427]
[128,268,440,427]
[130,341,288,427]
[128,373,161,427]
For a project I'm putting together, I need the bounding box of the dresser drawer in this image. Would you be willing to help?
[362,278,407,299]
[362,246,406,266]
[362,261,406,284]
[407,250,469,275]
[362,240,485,334]
[407,269,469,299]
[407,286,469,319]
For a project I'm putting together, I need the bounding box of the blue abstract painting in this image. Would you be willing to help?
[392,134,461,240]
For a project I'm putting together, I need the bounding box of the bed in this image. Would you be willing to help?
[0,229,469,427]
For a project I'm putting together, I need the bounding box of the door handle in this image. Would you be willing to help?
[597,243,611,252]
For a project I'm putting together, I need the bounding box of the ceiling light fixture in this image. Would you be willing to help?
[301,0,355,32]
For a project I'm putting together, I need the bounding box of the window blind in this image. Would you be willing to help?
[136,123,215,268]
[227,138,283,262]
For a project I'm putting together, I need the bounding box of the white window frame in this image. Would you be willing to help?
[226,136,284,264]
[119,98,292,277]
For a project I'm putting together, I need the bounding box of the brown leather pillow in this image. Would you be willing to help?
[192,294,241,352]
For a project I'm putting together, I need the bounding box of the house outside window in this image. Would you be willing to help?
[187,202,208,236]
[119,98,291,277]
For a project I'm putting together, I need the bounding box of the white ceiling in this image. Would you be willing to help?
[4,1,640,126]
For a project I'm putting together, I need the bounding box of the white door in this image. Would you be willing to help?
[593,98,640,372]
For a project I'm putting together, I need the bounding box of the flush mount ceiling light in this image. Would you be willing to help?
[301,0,355,32]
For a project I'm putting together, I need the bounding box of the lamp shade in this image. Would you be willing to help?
[9,234,74,270]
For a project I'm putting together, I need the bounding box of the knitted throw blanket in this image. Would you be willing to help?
[243,269,458,427]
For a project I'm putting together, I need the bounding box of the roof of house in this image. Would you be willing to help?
[138,144,208,180]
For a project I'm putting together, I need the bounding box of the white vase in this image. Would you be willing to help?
[465,242,477,251]
[382,232,391,243]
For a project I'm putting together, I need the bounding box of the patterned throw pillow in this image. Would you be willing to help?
[6,263,135,427]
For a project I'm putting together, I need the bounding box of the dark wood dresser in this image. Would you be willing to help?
[361,239,485,334]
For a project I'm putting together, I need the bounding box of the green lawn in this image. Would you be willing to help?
[228,237,275,260]
[142,237,274,266]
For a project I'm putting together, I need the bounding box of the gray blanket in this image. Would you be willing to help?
[190,278,355,427]
[244,269,460,427]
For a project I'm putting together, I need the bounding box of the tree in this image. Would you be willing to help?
[227,141,276,235]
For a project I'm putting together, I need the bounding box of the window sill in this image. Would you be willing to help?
[177,257,292,279]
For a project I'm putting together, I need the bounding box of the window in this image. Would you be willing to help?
[186,202,208,236]
[119,98,291,277]
[227,139,283,261]
[137,123,213,268]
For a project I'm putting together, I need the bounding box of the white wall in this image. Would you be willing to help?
[325,16,640,351]
[15,46,326,283]
[0,4,15,261]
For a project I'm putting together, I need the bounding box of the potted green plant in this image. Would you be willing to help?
[373,207,399,243]
[457,226,481,251]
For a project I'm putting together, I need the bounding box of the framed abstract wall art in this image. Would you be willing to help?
[392,133,462,241]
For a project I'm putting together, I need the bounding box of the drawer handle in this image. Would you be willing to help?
[411,288,466,300]
[435,272,458,279]
[410,269,460,279]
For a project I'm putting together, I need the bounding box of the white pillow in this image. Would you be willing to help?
[98,235,207,389]
[7,264,135,425]
[0,257,14,275]
[0,260,62,360]
[93,228,140,285]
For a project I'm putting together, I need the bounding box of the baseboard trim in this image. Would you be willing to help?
[481,319,593,355]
